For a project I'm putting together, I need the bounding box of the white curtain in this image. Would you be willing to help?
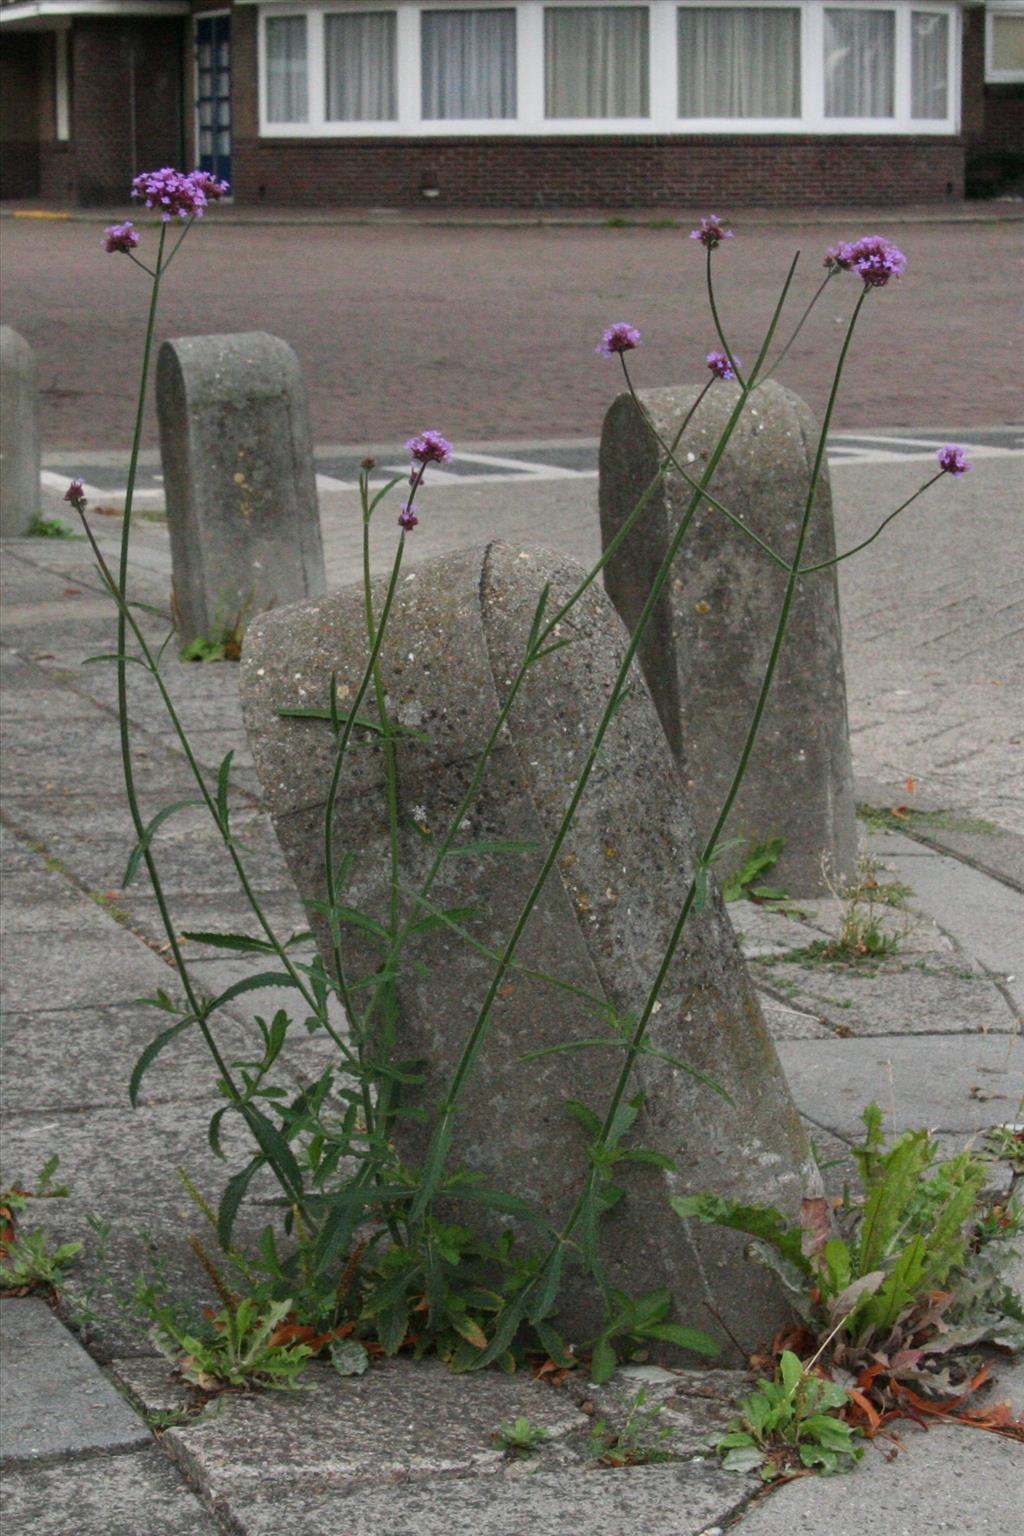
[266,15,308,123]
[824,8,894,117]
[911,11,948,119]
[677,7,800,117]
[545,7,649,118]
[422,9,517,119]
[326,12,397,120]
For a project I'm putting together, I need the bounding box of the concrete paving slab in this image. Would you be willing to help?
[0,1297,148,1461]
[157,1358,589,1497]
[729,1424,1022,1535]
[856,778,1024,893]
[776,1033,1024,1138]
[754,958,1019,1037]
[0,1005,251,1113]
[867,835,1024,983]
[0,929,175,1012]
[0,1446,223,1536]
[221,1462,754,1536]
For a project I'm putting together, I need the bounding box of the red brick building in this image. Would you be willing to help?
[1,0,1021,206]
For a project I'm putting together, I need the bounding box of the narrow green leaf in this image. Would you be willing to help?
[590,1336,618,1383]
[441,839,541,859]
[217,1156,266,1246]
[640,1322,719,1356]
[129,1014,196,1106]
[204,971,304,1012]
[181,931,280,954]
[216,751,234,833]
[123,799,204,886]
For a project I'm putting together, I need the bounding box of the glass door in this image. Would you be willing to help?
[196,13,231,188]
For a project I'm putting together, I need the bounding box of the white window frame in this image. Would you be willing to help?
[55,22,70,141]
[255,0,960,138]
[985,2,1024,82]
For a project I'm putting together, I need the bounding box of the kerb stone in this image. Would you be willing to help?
[600,380,858,896]
[157,331,325,645]
[241,540,815,1359]
[0,326,41,538]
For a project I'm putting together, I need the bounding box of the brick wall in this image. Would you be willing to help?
[0,32,41,197]
[70,18,184,205]
[231,134,965,209]
[962,2,1024,156]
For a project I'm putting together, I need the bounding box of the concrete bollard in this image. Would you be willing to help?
[157,332,325,647]
[599,379,858,897]
[241,541,815,1359]
[0,327,41,538]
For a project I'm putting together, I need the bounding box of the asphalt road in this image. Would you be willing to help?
[3,210,1022,451]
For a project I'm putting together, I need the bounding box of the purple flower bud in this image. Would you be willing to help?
[706,349,739,381]
[823,243,854,272]
[188,170,230,201]
[360,456,377,471]
[103,222,140,255]
[405,431,453,466]
[937,445,971,476]
[398,504,419,531]
[64,479,86,508]
[130,168,210,221]
[596,322,642,358]
[689,215,734,250]
[838,235,907,288]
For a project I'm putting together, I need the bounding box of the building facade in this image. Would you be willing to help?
[1,0,1022,205]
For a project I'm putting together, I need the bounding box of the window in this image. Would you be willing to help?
[545,6,649,118]
[911,11,947,120]
[325,13,396,121]
[824,7,895,118]
[266,14,307,123]
[422,9,517,119]
[677,7,800,118]
[257,3,958,137]
[987,6,1024,82]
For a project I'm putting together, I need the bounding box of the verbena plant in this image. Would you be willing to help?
[64,179,974,1386]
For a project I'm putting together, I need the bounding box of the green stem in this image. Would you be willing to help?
[74,511,355,1066]
[559,283,873,1265]
[758,269,837,385]
[799,475,942,574]
[706,244,746,390]
[408,256,801,1225]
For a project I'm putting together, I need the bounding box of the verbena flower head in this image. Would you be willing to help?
[706,349,739,381]
[398,503,419,530]
[835,235,907,288]
[405,431,453,466]
[64,479,86,508]
[690,214,733,250]
[131,168,209,221]
[823,243,854,272]
[596,322,642,357]
[189,170,230,201]
[103,222,140,255]
[937,444,971,476]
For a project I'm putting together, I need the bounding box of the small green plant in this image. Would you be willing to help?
[721,836,787,904]
[0,1228,83,1292]
[586,1386,674,1467]
[139,1288,314,1391]
[26,515,78,538]
[715,1350,862,1479]
[494,1416,552,1456]
[857,803,1000,838]
[674,1105,1024,1414]
[179,625,243,663]
[0,1157,81,1293]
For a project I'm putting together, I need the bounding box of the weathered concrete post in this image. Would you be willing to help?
[157,332,325,646]
[241,541,816,1359]
[0,327,41,538]
[600,380,858,896]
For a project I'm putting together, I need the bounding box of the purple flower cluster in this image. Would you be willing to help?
[64,479,86,509]
[937,444,971,476]
[824,235,907,288]
[596,322,642,358]
[690,214,734,250]
[706,349,739,381]
[103,221,140,255]
[398,503,419,530]
[130,167,228,221]
[405,431,453,466]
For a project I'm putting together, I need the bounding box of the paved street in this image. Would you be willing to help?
[2,207,1023,450]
